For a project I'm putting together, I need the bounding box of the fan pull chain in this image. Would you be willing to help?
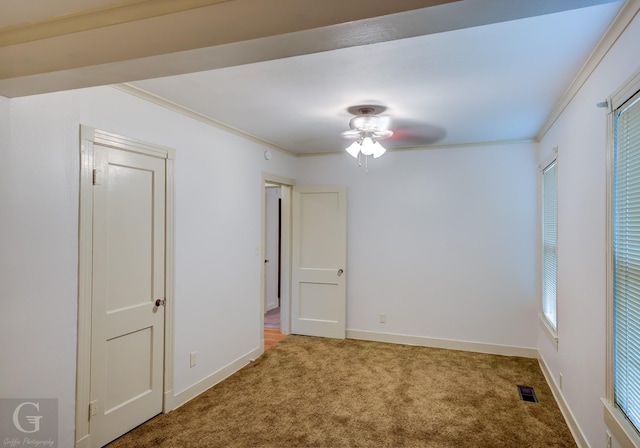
[355,150,370,173]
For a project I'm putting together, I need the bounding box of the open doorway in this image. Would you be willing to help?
[262,174,294,351]
[264,184,281,329]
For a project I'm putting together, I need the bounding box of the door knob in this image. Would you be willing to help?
[155,299,166,307]
[338,268,344,277]
[265,259,270,263]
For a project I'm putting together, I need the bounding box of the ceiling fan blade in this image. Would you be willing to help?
[341,129,361,139]
[372,129,393,139]
[387,119,447,147]
[377,116,391,130]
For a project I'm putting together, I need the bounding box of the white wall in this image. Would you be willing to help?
[5,13,637,443]
[537,10,640,448]
[297,142,538,349]
[0,86,297,447]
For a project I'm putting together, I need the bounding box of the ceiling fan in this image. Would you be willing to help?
[341,105,393,159]
[341,104,447,160]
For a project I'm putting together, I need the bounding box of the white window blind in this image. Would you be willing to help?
[542,160,557,330]
[613,89,640,431]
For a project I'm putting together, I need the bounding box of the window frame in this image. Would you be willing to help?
[539,149,559,349]
[605,67,640,448]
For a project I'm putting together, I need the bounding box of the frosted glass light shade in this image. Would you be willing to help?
[349,115,381,132]
[372,142,386,158]
[360,137,375,156]
[346,141,361,158]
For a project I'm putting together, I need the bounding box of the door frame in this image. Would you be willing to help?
[75,126,176,448]
[261,173,295,343]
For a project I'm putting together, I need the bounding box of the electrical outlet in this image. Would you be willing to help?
[190,351,197,368]
[378,313,386,323]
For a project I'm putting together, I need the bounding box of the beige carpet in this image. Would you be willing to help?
[108,336,576,447]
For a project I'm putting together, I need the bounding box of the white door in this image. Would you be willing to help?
[264,187,280,312]
[291,186,347,339]
[90,145,166,447]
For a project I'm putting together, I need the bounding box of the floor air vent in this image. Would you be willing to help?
[517,385,538,403]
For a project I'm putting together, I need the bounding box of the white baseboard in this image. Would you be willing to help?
[169,345,263,411]
[538,354,588,448]
[346,329,538,358]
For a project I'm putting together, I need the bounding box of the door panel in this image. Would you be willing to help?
[91,146,165,447]
[105,327,153,411]
[291,186,347,339]
[299,283,340,321]
[105,164,154,312]
[299,191,342,268]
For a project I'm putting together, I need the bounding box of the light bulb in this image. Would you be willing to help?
[360,137,374,156]
[372,142,386,158]
[345,141,361,158]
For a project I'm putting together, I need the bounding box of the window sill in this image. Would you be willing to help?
[539,313,558,351]
[603,398,640,448]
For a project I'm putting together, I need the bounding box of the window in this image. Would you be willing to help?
[613,88,640,434]
[541,158,558,332]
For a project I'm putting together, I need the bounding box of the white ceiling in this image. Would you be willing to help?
[0,0,626,154]
[128,0,624,155]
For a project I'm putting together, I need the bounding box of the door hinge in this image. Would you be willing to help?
[89,400,98,420]
[92,167,104,185]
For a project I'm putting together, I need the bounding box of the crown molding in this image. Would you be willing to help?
[0,0,232,47]
[115,83,537,158]
[112,83,295,157]
[536,0,640,141]
[298,138,537,157]
[388,138,537,152]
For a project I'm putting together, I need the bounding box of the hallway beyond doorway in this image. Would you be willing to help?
[264,306,280,329]
[264,328,286,350]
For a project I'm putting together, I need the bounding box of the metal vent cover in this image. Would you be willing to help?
[517,385,538,403]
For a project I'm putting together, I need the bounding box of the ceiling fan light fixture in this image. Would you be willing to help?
[342,105,392,171]
[372,141,386,158]
[360,137,375,156]
[346,141,361,158]
[350,115,381,132]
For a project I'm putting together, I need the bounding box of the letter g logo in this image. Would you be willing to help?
[12,401,43,433]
